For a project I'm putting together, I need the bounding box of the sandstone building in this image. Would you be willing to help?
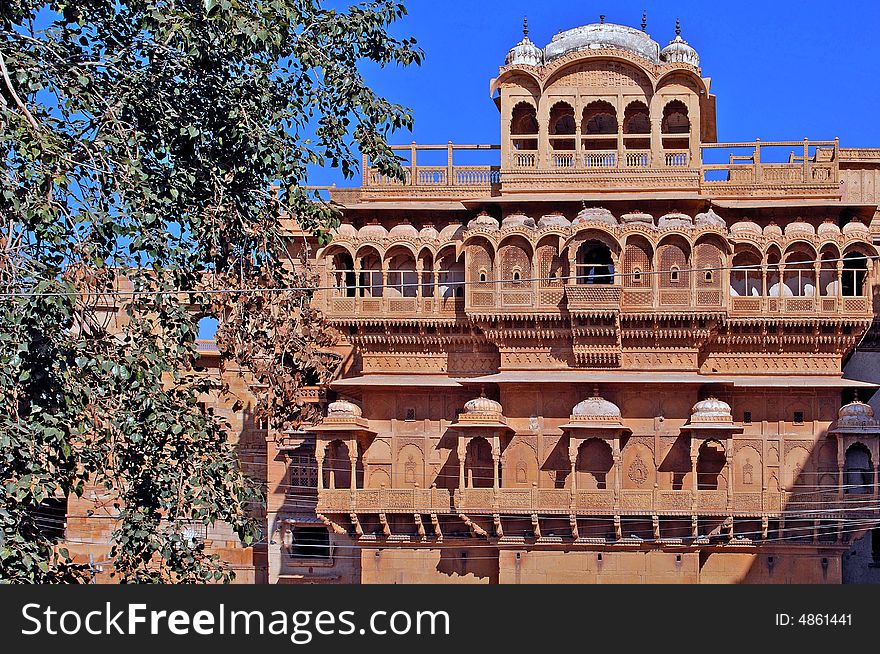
[68,18,880,583]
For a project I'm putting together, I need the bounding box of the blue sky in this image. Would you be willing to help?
[308,0,880,186]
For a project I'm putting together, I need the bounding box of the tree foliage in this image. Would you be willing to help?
[0,0,419,582]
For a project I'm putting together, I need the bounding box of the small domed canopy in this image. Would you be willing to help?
[537,213,572,229]
[450,390,512,430]
[817,220,841,238]
[831,400,880,432]
[574,206,617,227]
[842,220,870,236]
[502,212,537,229]
[388,221,419,239]
[544,21,661,64]
[467,211,501,231]
[763,223,783,238]
[560,392,630,432]
[334,222,358,238]
[658,211,693,229]
[784,220,816,236]
[419,224,440,241]
[438,223,465,242]
[730,220,762,236]
[620,210,655,227]
[327,399,362,418]
[695,208,726,229]
[358,222,388,239]
[506,18,544,66]
[464,395,503,415]
[660,21,699,67]
[690,397,732,423]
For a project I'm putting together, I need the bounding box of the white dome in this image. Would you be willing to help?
[463,394,503,415]
[502,212,536,229]
[695,208,726,229]
[574,206,617,227]
[817,220,841,238]
[506,19,544,66]
[334,222,358,238]
[438,223,465,242]
[690,397,732,423]
[658,211,693,229]
[358,222,388,239]
[660,23,699,67]
[620,211,654,227]
[544,21,661,64]
[842,220,870,236]
[571,395,622,422]
[837,400,878,427]
[730,220,762,236]
[537,213,571,229]
[467,211,500,231]
[388,221,419,239]
[784,220,816,236]
[327,399,362,418]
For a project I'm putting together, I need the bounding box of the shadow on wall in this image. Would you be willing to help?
[437,547,499,583]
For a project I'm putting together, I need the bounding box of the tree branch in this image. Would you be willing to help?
[0,49,40,133]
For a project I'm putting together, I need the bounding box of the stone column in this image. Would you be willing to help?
[726,437,734,509]
[612,438,622,509]
[492,436,501,490]
[650,117,662,167]
[415,261,423,301]
[315,442,325,491]
[836,261,844,300]
[873,463,879,499]
[349,443,358,491]
[458,439,467,490]
[836,434,845,501]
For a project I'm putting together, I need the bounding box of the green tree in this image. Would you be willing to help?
[0,0,419,582]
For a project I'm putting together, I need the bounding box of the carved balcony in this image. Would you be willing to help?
[564,285,622,314]
[316,486,453,514]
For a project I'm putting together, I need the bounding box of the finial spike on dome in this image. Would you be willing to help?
[593,385,600,397]
[523,16,528,38]
[641,10,647,31]
[675,18,681,36]
[599,14,605,24]
[480,385,486,398]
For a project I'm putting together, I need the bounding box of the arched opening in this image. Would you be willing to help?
[623,100,651,156]
[328,249,356,297]
[844,443,873,494]
[384,246,417,298]
[499,236,532,290]
[842,251,869,297]
[549,102,576,163]
[694,237,725,297]
[697,440,726,490]
[197,315,218,340]
[510,102,538,152]
[437,248,464,299]
[819,246,839,297]
[766,248,785,297]
[357,247,383,298]
[465,437,494,489]
[661,99,690,153]
[581,101,617,159]
[658,237,690,288]
[323,440,352,490]
[730,249,762,297]
[576,439,614,490]
[623,236,653,290]
[575,241,615,285]
[784,249,816,297]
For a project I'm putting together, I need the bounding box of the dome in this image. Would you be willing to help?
[506,19,544,67]
[658,211,693,229]
[358,222,388,239]
[438,222,465,242]
[842,220,870,236]
[388,221,419,239]
[467,211,500,231]
[837,400,878,428]
[463,394,503,416]
[660,22,699,67]
[574,206,617,227]
[730,220,762,236]
[784,220,816,236]
[502,212,537,229]
[419,224,439,240]
[817,220,841,238]
[690,397,733,423]
[570,395,623,423]
[544,21,661,64]
[620,210,655,227]
[763,223,783,238]
[695,207,726,229]
[327,399,362,419]
[334,222,358,238]
[537,213,572,229]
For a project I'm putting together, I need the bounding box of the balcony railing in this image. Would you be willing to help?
[317,486,452,513]
[351,139,841,199]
